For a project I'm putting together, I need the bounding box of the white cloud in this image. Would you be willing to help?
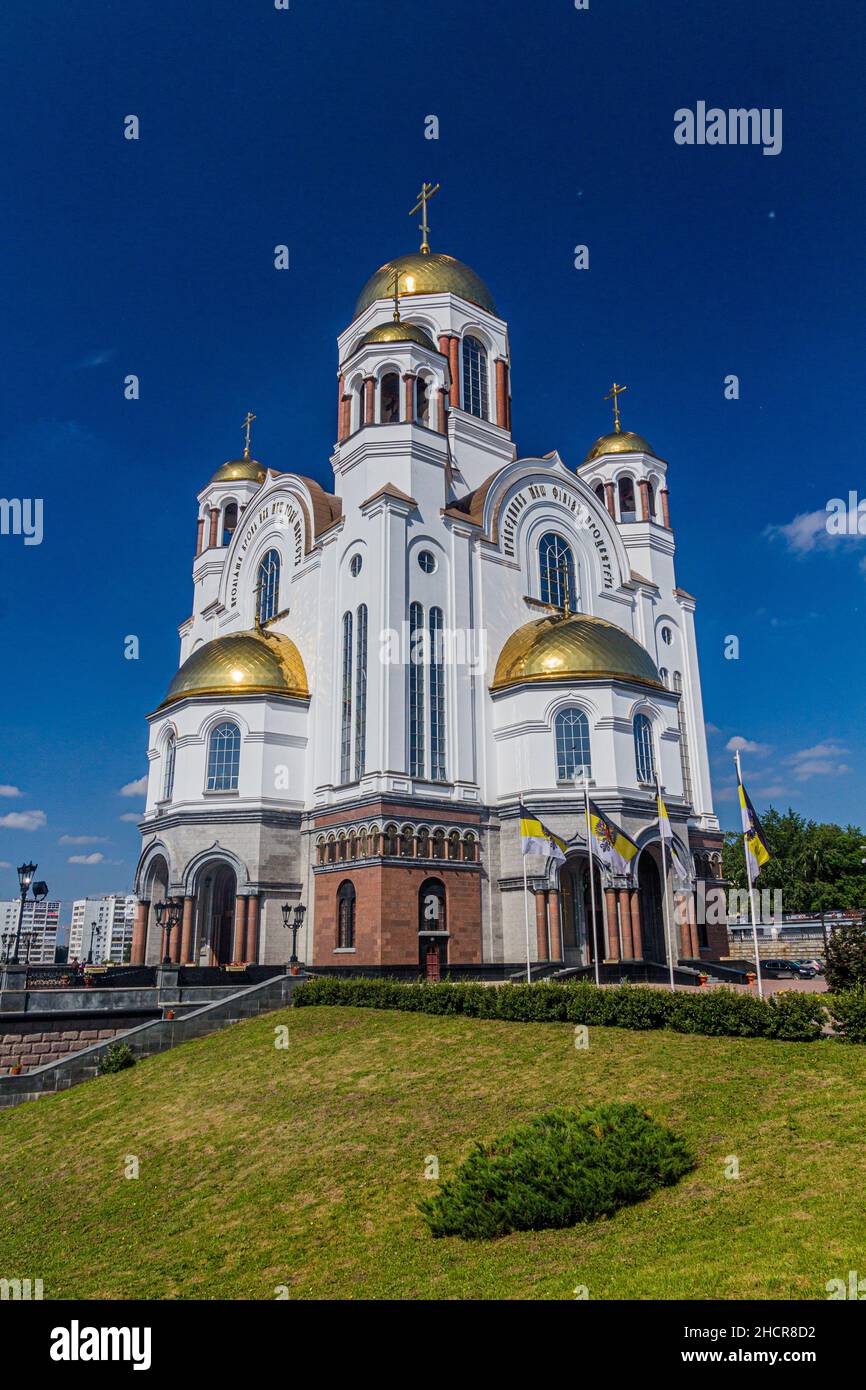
[119,777,147,797]
[725,736,770,755]
[119,812,143,823]
[0,860,12,869]
[71,348,115,370]
[766,507,866,560]
[68,852,105,865]
[59,835,108,846]
[785,742,850,780]
[705,722,722,736]
[0,809,47,831]
[0,785,22,797]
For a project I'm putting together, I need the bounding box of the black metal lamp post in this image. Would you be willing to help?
[155,898,183,965]
[11,861,38,965]
[281,902,306,971]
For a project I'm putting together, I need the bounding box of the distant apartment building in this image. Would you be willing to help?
[0,899,61,964]
[69,894,137,963]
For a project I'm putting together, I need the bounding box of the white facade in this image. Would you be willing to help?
[0,899,60,965]
[70,895,136,963]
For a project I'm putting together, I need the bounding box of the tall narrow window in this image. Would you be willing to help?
[461,335,489,419]
[380,372,400,423]
[340,611,353,783]
[618,477,637,521]
[633,713,655,783]
[162,732,176,801]
[257,549,280,625]
[554,707,591,782]
[429,606,446,781]
[673,673,693,804]
[409,601,425,777]
[539,532,576,610]
[416,375,430,426]
[206,721,240,792]
[354,604,367,780]
[337,880,356,949]
[221,502,238,547]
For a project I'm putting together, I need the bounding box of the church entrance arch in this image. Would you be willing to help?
[638,852,666,964]
[560,856,605,966]
[196,863,237,965]
[418,877,448,979]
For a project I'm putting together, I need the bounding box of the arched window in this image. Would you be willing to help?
[594,482,606,505]
[416,375,430,427]
[356,382,366,431]
[409,601,425,777]
[419,878,446,933]
[354,604,367,780]
[463,832,477,863]
[257,549,280,625]
[618,477,636,522]
[554,706,592,783]
[647,480,658,520]
[384,824,399,856]
[448,831,460,860]
[417,827,430,858]
[633,713,655,784]
[673,673,693,804]
[162,732,176,802]
[461,335,489,419]
[380,372,400,424]
[221,502,238,547]
[429,606,446,781]
[539,532,576,610]
[400,826,414,857]
[316,837,326,866]
[432,829,446,859]
[337,880,356,949]
[206,721,241,792]
[340,611,353,783]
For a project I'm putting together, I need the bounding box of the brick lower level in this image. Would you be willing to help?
[0,1015,146,1074]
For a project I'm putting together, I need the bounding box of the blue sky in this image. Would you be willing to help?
[1,0,864,913]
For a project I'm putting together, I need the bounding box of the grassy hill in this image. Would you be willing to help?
[1,1004,864,1300]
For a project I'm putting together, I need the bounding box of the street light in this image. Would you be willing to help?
[281,902,306,971]
[154,898,182,965]
[11,861,39,965]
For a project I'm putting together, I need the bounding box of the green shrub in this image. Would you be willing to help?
[98,1041,136,1075]
[826,922,866,991]
[828,988,866,1043]
[765,991,827,1041]
[419,1102,695,1239]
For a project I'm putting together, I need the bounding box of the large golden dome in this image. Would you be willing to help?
[355,252,496,318]
[159,630,309,708]
[582,430,655,466]
[491,613,663,692]
[210,457,267,485]
[357,320,438,352]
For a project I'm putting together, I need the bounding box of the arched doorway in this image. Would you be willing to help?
[560,857,605,966]
[142,855,169,965]
[196,864,238,965]
[418,878,448,979]
[638,853,666,963]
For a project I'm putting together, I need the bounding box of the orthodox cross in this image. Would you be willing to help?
[242,411,256,459]
[604,382,627,434]
[409,181,440,255]
[253,575,264,631]
[557,550,572,618]
[390,267,401,322]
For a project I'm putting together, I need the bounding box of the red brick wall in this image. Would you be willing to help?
[314,863,482,967]
[0,1018,142,1074]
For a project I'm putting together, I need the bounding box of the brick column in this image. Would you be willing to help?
[180,896,194,964]
[195,518,205,557]
[245,896,259,965]
[676,893,691,957]
[548,891,563,962]
[638,479,650,521]
[131,900,148,965]
[618,888,634,959]
[495,358,508,428]
[208,508,219,549]
[403,372,416,423]
[603,481,616,519]
[535,889,548,961]
[363,376,375,425]
[436,386,447,434]
[339,393,351,442]
[233,896,247,963]
[448,337,459,407]
[687,891,700,957]
[604,888,620,960]
[660,487,671,528]
[629,889,643,959]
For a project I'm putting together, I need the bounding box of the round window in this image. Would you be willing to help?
[350,554,362,577]
[418,550,437,574]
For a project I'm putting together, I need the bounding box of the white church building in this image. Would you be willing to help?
[132,215,726,976]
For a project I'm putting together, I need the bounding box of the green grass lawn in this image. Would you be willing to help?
[1,1004,864,1300]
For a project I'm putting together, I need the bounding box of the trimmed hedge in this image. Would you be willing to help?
[419,1102,695,1240]
[294,975,833,1042]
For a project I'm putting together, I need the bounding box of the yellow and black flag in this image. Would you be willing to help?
[738,775,771,880]
[587,800,638,875]
[519,802,567,863]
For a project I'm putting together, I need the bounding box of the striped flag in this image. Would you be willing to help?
[587,800,638,875]
[738,775,771,880]
[519,803,567,863]
[658,790,691,884]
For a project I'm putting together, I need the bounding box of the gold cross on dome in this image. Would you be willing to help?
[604,382,627,433]
[242,411,256,459]
[409,181,440,255]
[390,268,401,322]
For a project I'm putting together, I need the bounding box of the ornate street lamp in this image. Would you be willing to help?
[11,861,39,965]
[281,902,306,971]
[155,898,183,965]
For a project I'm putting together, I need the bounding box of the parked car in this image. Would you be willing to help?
[795,958,825,975]
[760,958,817,979]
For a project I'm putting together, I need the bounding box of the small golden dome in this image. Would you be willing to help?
[357,320,438,352]
[582,430,655,466]
[160,630,309,708]
[355,252,496,318]
[210,457,267,485]
[491,613,663,693]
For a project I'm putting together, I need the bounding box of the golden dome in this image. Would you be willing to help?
[582,430,655,466]
[159,630,309,708]
[355,252,496,318]
[357,320,438,352]
[210,457,267,485]
[491,613,663,692]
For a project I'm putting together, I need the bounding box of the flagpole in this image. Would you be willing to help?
[655,769,676,992]
[522,847,532,985]
[736,749,764,999]
[583,773,601,986]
